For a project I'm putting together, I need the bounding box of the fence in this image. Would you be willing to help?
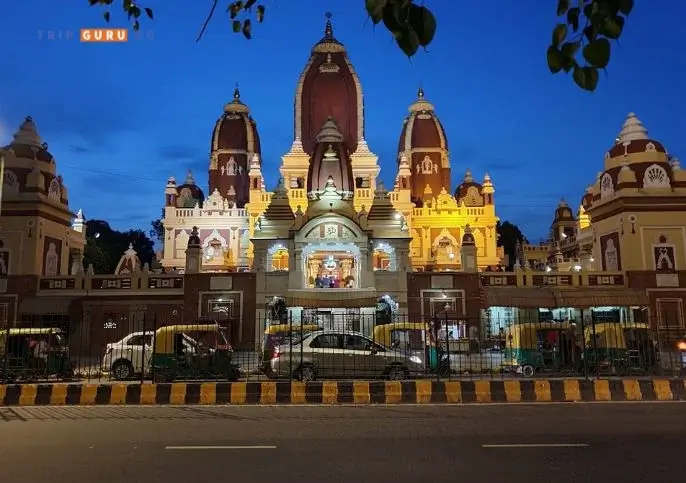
[1,309,684,384]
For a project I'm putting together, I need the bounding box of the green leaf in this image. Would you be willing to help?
[242,19,252,39]
[144,7,153,20]
[561,41,580,58]
[566,7,580,32]
[229,2,241,19]
[407,5,436,47]
[382,1,407,35]
[103,11,111,22]
[583,38,611,68]
[572,65,599,91]
[232,20,241,33]
[552,24,567,47]
[244,0,257,9]
[618,0,634,15]
[256,5,265,23]
[601,15,624,39]
[547,46,564,74]
[395,27,420,57]
[365,0,388,25]
[556,0,570,16]
[583,24,598,43]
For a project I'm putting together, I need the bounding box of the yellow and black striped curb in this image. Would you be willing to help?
[1,379,686,406]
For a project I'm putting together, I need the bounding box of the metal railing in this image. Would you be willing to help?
[1,311,684,384]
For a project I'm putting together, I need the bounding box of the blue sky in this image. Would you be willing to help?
[1,1,684,242]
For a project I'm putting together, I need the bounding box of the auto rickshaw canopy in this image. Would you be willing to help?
[153,324,224,354]
[373,322,429,347]
[503,322,575,349]
[584,322,629,348]
[0,327,66,356]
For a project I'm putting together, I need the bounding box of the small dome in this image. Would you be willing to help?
[176,170,205,207]
[595,113,675,199]
[306,118,354,195]
[454,170,484,206]
[553,199,575,221]
[7,116,54,163]
[605,112,667,160]
[114,243,141,275]
[211,86,261,153]
[397,88,448,154]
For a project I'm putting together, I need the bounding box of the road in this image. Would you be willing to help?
[1,403,685,482]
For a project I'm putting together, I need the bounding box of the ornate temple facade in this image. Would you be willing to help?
[159,17,500,281]
[517,113,686,284]
[0,117,86,279]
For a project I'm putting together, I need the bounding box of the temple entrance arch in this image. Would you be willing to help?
[301,242,361,288]
[432,229,459,264]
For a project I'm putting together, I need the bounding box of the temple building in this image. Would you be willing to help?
[0,117,86,278]
[161,15,500,282]
[518,112,686,281]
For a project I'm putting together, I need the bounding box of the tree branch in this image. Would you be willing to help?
[196,0,219,42]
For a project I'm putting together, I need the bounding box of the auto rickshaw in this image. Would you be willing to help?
[0,327,73,382]
[502,322,577,377]
[583,322,631,374]
[151,323,240,382]
[260,323,320,375]
[373,322,445,374]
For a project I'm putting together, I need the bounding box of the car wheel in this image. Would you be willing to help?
[111,360,134,380]
[386,366,407,381]
[297,365,316,382]
[522,364,535,378]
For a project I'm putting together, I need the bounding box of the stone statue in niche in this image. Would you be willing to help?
[227,158,237,176]
[654,237,675,272]
[237,165,243,176]
[433,164,438,174]
[0,251,8,276]
[655,247,675,271]
[604,238,619,271]
[45,242,59,276]
[416,155,433,175]
[220,164,225,176]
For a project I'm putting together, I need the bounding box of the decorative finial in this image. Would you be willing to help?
[324,12,333,38]
[233,84,240,101]
[417,86,424,99]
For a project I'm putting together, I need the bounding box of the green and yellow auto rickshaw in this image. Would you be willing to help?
[0,327,73,382]
[151,323,240,383]
[260,323,320,375]
[502,322,577,377]
[583,322,632,374]
[373,322,443,374]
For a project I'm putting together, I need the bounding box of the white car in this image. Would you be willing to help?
[103,332,154,380]
[103,331,201,380]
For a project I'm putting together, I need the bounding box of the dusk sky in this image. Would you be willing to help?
[1,1,684,242]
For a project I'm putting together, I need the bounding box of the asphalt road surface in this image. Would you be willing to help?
[1,403,685,482]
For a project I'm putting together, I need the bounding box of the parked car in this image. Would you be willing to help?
[269,329,424,381]
[103,331,154,380]
[103,331,199,380]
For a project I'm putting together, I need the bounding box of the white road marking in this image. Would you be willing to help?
[482,443,589,448]
[165,445,277,450]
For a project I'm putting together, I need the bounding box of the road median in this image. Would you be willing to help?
[1,379,685,406]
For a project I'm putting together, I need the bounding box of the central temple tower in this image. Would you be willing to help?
[280,14,380,213]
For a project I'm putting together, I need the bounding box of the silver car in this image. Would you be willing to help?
[269,330,424,381]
